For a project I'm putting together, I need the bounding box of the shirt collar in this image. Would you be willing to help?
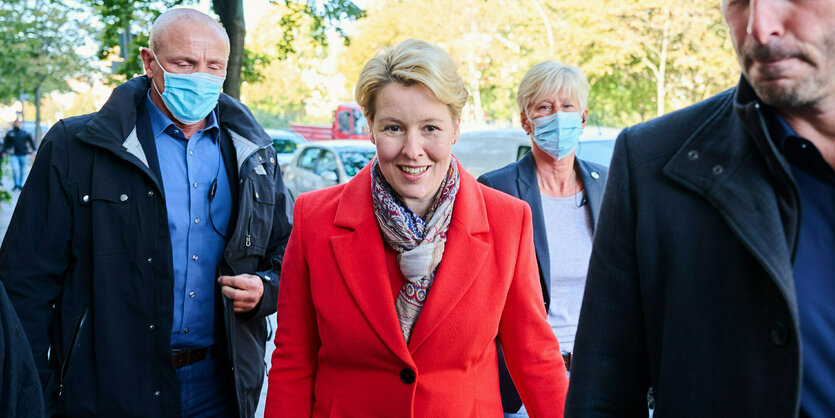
[763,105,797,152]
[144,89,219,142]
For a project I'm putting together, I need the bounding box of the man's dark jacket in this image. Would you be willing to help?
[3,127,36,156]
[0,280,44,417]
[565,77,802,417]
[478,153,607,413]
[0,76,293,417]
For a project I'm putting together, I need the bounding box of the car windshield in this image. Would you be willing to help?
[339,149,376,177]
[273,139,298,154]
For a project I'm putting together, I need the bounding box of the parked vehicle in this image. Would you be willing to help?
[452,126,620,178]
[289,103,370,141]
[283,140,377,199]
[266,128,306,167]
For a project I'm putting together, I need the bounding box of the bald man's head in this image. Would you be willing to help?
[148,8,230,55]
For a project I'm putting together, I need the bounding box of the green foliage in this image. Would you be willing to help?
[0,0,92,104]
[85,0,363,91]
[84,0,183,84]
[271,0,365,59]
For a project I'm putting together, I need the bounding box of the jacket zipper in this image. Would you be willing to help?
[58,306,90,398]
[242,145,269,249]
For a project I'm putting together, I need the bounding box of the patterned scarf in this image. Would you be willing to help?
[371,157,460,343]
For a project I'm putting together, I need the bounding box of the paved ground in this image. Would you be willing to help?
[0,162,275,417]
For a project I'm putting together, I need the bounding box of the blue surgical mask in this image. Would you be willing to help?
[152,53,225,125]
[530,111,583,160]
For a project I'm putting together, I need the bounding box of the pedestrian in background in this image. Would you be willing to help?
[2,120,36,191]
[266,39,568,417]
[566,0,835,416]
[478,61,607,418]
[0,8,292,417]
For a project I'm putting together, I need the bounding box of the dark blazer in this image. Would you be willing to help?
[478,152,607,413]
[565,78,802,417]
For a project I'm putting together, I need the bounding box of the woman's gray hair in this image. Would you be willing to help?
[517,61,590,113]
[355,39,469,122]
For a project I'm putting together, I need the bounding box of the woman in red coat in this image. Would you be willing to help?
[265,39,568,418]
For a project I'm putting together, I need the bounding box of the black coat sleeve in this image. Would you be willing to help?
[565,128,651,417]
[0,121,73,388]
[0,280,45,418]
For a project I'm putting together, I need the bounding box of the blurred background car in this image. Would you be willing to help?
[452,126,620,178]
[283,140,377,199]
[266,128,307,168]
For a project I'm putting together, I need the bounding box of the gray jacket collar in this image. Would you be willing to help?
[76,76,271,178]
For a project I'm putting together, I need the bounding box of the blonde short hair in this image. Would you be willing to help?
[355,39,469,122]
[517,61,590,113]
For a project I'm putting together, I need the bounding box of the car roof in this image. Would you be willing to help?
[297,140,376,150]
[265,128,306,142]
[460,125,620,142]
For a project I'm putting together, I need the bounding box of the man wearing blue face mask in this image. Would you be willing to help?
[0,8,292,418]
[478,61,608,417]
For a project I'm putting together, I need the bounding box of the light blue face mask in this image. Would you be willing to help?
[530,111,583,160]
[152,53,225,125]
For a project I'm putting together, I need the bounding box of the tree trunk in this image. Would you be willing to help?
[213,0,245,99]
[34,83,42,146]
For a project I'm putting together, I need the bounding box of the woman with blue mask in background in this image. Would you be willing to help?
[478,61,608,418]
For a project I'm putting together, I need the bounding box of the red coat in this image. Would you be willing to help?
[266,162,568,417]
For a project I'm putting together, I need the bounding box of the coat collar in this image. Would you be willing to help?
[576,159,605,225]
[331,160,491,361]
[661,77,798,321]
[515,153,550,306]
[74,76,272,178]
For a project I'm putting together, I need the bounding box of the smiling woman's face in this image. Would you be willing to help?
[371,82,459,217]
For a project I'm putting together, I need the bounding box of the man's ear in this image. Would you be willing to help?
[139,47,156,78]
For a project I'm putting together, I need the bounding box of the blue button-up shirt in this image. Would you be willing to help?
[768,108,835,416]
[146,91,232,350]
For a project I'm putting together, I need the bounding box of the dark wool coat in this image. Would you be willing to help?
[565,78,802,417]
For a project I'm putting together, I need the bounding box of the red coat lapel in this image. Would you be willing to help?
[331,164,413,365]
[407,165,491,353]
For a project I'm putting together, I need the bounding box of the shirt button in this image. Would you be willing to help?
[255,192,260,199]
[194,218,200,224]
[189,291,195,298]
[189,150,194,156]
[153,390,160,398]
[801,143,808,149]
[591,171,600,180]
[146,257,153,263]
[120,194,128,202]
[400,368,416,384]
[192,254,198,261]
[173,129,180,135]
[270,157,275,164]
[688,150,700,160]
[184,328,190,334]
[147,190,154,197]
[193,182,198,188]
[148,324,155,330]
[82,194,90,203]
[712,165,724,176]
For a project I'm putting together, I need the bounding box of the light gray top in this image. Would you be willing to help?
[540,191,593,353]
